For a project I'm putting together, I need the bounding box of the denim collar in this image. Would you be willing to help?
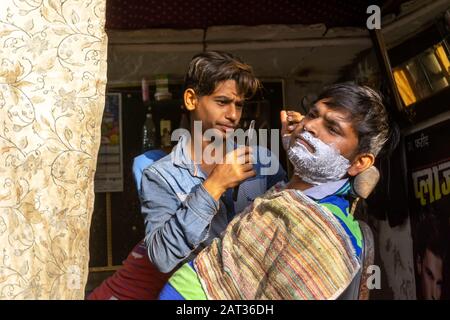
[172,134,207,179]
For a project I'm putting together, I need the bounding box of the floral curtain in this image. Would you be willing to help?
[0,0,107,299]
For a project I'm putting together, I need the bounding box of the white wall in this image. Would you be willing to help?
[374,218,417,299]
[106,24,371,105]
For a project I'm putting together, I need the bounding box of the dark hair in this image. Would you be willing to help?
[317,82,399,157]
[415,213,448,261]
[184,51,260,99]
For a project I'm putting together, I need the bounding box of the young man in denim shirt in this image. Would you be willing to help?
[140,51,287,273]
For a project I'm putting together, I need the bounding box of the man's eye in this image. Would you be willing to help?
[328,126,339,135]
[217,100,226,106]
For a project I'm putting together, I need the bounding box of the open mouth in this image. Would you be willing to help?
[296,135,316,153]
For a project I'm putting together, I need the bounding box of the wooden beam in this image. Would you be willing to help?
[370,28,409,124]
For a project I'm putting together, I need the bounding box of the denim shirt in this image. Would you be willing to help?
[140,135,287,273]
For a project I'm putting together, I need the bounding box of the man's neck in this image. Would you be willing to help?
[286,175,314,191]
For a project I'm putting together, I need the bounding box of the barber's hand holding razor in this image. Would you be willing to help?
[281,110,304,150]
[281,110,304,135]
[203,146,256,201]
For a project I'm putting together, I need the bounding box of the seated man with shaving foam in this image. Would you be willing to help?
[159,82,398,300]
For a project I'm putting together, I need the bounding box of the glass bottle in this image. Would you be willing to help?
[142,111,157,152]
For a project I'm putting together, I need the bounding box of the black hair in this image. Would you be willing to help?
[415,212,448,261]
[317,82,400,157]
[184,51,260,100]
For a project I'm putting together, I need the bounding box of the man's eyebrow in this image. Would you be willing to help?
[214,96,244,104]
[323,115,346,132]
[214,96,233,101]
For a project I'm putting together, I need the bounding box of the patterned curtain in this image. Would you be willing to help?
[0,0,107,299]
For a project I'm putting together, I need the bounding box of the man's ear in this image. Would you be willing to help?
[184,88,198,111]
[347,153,375,176]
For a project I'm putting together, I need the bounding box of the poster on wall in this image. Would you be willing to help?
[406,117,450,300]
[94,93,123,192]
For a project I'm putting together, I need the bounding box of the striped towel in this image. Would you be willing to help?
[194,189,360,300]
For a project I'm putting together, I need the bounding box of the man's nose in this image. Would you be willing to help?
[303,118,319,137]
[225,104,238,122]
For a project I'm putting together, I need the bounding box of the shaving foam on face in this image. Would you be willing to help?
[287,131,351,185]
